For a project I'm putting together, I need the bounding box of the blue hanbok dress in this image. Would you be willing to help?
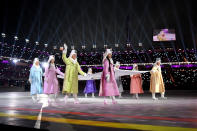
[29,65,43,95]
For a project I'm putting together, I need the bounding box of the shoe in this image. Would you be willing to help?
[160,96,167,99]
[104,100,108,105]
[64,96,68,103]
[112,100,117,104]
[152,97,158,100]
[74,100,79,104]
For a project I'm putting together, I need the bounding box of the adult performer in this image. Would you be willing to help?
[150,58,167,100]
[29,58,43,102]
[99,49,119,104]
[61,44,87,104]
[44,55,64,103]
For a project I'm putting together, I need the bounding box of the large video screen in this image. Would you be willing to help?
[153,29,176,41]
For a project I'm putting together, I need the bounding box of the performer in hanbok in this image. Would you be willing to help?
[83,68,97,98]
[99,49,119,104]
[44,55,64,103]
[150,58,167,100]
[61,44,87,104]
[29,58,43,102]
[114,61,124,98]
[130,64,144,99]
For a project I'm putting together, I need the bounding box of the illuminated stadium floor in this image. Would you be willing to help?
[0,91,197,131]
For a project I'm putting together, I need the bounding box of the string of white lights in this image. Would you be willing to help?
[1,56,197,67]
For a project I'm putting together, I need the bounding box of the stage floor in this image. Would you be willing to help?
[0,91,197,131]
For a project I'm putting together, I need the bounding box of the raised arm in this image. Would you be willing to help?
[62,44,69,65]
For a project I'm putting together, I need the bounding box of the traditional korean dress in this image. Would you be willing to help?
[99,59,120,96]
[130,74,144,94]
[29,65,43,95]
[62,53,85,94]
[83,79,97,94]
[44,64,64,94]
[150,65,165,93]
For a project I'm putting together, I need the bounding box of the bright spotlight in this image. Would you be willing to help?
[139,42,142,47]
[14,36,18,41]
[25,39,29,43]
[82,45,86,49]
[71,45,75,50]
[115,44,119,47]
[53,46,57,49]
[1,33,6,38]
[35,41,39,45]
[13,59,18,63]
[104,44,107,48]
[44,43,48,47]
[93,44,96,49]
[42,62,48,68]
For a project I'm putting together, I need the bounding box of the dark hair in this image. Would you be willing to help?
[106,56,111,73]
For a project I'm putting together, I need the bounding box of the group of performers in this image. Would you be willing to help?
[28,44,167,104]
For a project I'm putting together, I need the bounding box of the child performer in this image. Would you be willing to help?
[114,61,124,98]
[83,68,97,98]
[130,64,144,99]
[44,55,64,103]
[61,44,87,104]
[99,49,120,104]
[29,58,43,102]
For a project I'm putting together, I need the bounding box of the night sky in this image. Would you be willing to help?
[0,0,196,52]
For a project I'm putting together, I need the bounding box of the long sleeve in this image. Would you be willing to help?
[56,67,65,76]
[77,63,85,76]
[44,67,49,81]
[29,67,33,81]
[103,59,110,77]
[62,53,70,65]
[150,66,157,75]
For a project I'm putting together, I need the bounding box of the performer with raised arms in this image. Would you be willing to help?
[61,44,87,104]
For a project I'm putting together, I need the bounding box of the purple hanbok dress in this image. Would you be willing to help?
[44,65,64,94]
[83,80,97,94]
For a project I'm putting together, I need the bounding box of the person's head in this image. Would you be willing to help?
[88,68,92,74]
[33,58,39,66]
[48,55,55,64]
[51,59,55,64]
[72,54,77,60]
[115,61,120,69]
[107,53,112,59]
[156,61,161,66]
[106,49,112,59]
[156,58,161,66]
[69,50,77,60]
[35,60,39,66]
[133,64,138,70]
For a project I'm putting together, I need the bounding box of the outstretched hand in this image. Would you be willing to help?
[64,44,67,50]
